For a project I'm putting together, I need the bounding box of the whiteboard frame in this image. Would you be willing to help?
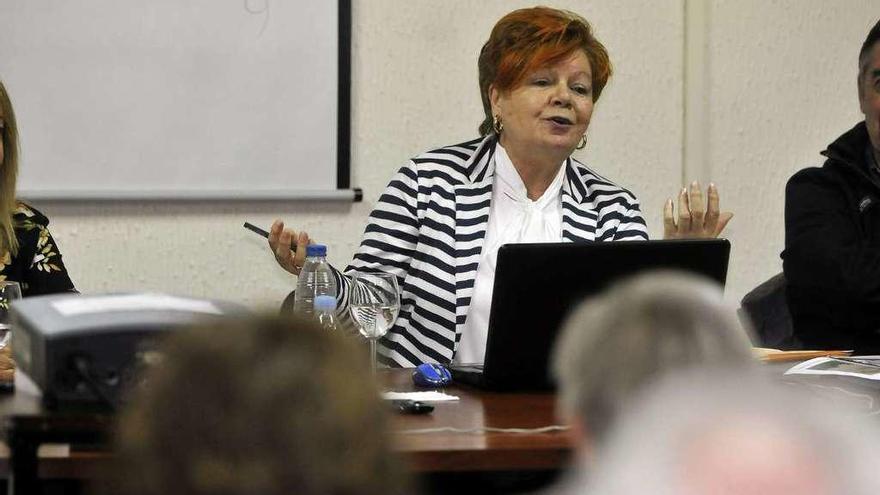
[19,188,362,202]
[14,0,356,203]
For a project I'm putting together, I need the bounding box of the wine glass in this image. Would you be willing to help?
[349,273,400,373]
[0,281,22,350]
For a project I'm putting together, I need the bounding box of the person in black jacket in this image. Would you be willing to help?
[783,19,880,352]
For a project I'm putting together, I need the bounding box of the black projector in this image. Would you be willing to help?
[11,293,246,410]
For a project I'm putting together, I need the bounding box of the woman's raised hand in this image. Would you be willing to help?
[663,182,733,239]
[268,219,312,276]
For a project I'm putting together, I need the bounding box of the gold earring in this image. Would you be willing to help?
[576,134,587,150]
[492,114,503,134]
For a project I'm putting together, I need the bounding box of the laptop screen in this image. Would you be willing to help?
[479,239,730,390]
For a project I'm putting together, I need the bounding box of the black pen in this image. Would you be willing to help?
[391,400,434,415]
[243,222,298,251]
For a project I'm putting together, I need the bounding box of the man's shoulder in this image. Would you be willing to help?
[787,165,826,184]
[787,160,862,190]
[789,122,872,189]
[785,162,870,216]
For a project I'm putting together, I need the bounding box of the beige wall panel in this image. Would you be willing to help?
[706,0,877,302]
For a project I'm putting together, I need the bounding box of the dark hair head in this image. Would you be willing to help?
[859,19,880,81]
[477,6,612,136]
[109,315,408,495]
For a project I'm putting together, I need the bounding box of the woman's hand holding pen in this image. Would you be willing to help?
[269,219,312,276]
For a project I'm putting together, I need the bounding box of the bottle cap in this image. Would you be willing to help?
[306,244,327,257]
[313,295,337,311]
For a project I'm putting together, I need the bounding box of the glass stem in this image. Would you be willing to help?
[370,338,377,375]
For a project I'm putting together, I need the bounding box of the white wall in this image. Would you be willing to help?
[19,0,879,308]
[706,0,877,301]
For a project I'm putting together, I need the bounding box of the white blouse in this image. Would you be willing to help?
[453,143,565,364]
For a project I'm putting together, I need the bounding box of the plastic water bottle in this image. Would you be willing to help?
[314,295,339,332]
[293,244,338,319]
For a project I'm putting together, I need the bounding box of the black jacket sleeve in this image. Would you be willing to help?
[784,168,880,300]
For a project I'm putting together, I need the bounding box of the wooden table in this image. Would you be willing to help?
[5,361,880,492]
[0,372,111,493]
[0,368,576,492]
[383,369,576,472]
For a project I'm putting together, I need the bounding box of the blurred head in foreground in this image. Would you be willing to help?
[552,270,756,446]
[109,315,407,495]
[585,370,880,495]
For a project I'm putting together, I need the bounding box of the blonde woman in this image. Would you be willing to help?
[0,79,75,388]
[0,79,74,295]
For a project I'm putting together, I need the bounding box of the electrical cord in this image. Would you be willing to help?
[393,425,570,435]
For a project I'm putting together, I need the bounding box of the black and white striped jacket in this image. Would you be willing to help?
[336,134,648,367]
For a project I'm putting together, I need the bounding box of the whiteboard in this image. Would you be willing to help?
[0,0,353,200]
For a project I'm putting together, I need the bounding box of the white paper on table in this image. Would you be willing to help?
[52,294,223,317]
[785,356,880,380]
[382,391,460,402]
[0,442,69,458]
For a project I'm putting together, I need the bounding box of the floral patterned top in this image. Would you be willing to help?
[0,203,75,296]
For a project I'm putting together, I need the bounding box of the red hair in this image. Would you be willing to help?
[478,7,612,135]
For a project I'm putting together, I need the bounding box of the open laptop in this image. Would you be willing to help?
[449,239,731,391]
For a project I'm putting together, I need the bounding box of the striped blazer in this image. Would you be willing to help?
[336,134,648,367]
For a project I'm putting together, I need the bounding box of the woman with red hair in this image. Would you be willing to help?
[268,7,731,367]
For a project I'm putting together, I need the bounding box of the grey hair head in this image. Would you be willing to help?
[585,370,880,495]
[552,270,755,442]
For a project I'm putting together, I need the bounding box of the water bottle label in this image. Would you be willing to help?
[313,295,337,311]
